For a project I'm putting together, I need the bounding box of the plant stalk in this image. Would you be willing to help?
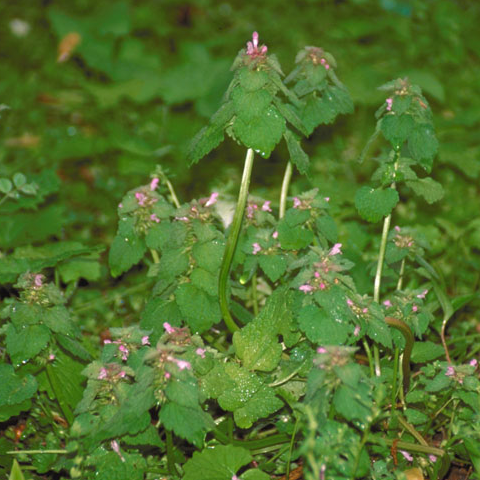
[279,161,293,219]
[219,148,255,333]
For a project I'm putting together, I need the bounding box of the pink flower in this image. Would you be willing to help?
[48,354,55,361]
[324,197,330,202]
[325,64,330,70]
[165,372,171,379]
[252,242,262,255]
[118,344,129,361]
[347,298,354,306]
[103,339,112,344]
[319,282,326,290]
[314,271,320,278]
[246,31,267,58]
[470,359,478,367]
[118,371,127,378]
[317,347,327,354]
[445,366,455,377]
[386,98,393,111]
[135,192,147,206]
[169,357,191,370]
[98,368,108,380]
[118,203,123,209]
[293,197,302,208]
[354,325,361,337]
[417,289,428,299]
[141,336,150,345]
[272,231,279,239]
[150,178,159,191]
[34,274,44,288]
[383,300,392,307]
[429,455,437,463]
[163,322,175,334]
[394,225,401,232]
[232,475,240,480]
[262,201,272,212]
[196,348,206,358]
[205,192,219,207]
[412,305,418,312]
[299,284,314,293]
[329,243,342,256]
[175,216,189,222]
[150,213,160,223]
[247,203,258,218]
[111,440,125,463]
[400,450,413,462]
[362,308,368,314]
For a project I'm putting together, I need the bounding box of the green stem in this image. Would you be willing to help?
[391,347,399,413]
[368,437,445,457]
[285,417,299,480]
[213,428,289,450]
[251,272,259,316]
[352,426,370,480]
[165,429,177,476]
[397,414,428,447]
[165,178,181,208]
[279,161,293,219]
[218,148,255,334]
[150,248,160,264]
[362,339,374,378]
[385,316,414,394]
[397,258,406,291]
[7,449,67,455]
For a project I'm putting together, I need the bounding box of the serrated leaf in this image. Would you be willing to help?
[355,186,399,223]
[274,99,309,136]
[406,177,444,204]
[408,123,438,171]
[190,267,218,295]
[257,254,286,282]
[188,123,225,165]
[325,85,354,115]
[183,445,252,480]
[145,221,187,251]
[5,323,51,365]
[411,341,445,363]
[381,114,414,147]
[237,68,269,92]
[175,283,221,333]
[140,297,182,343]
[232,87,273,122]
[298,304,349,344]
[316,215,338,243]
[233,291,285,371]
[300,94,336,134]
[0,364,37,412]
[218,364,283,428]
[109,217,146,277]
[232,105,286,158]
[156,247,189,282]
[192,239,224,273]
[283,129,309,174]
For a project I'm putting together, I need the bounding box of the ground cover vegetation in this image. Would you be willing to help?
[1,1,480,479]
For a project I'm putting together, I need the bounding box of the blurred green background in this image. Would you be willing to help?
[1,0,479,296]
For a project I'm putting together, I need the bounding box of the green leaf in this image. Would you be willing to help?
[274,100,309,136]
[0,364,37,419]
[233,291,285,371]
[175,283,221,333]
[232,105,286,158]
[0,178,13,193]
[140,297,182,342]
[277,220,313,250]
[283,129,309,175]
[9,460,25,480]
[316,216,338,243]
[405,177,444,204]
[411,341,445,363]
[159,376,214,446]
[192,240,225,273]
[380,114,414,147]
[355,186,399,223]
[237,68,269,92]
[188,123,225,165]
[145,221,187,251]
[241,469,271,480]
[408,123,438,171]
[12,173,26,188]
[232,87,273,122]
[156,247,189,282]
[5,323,51,365]
[298,305,349,344]
[183,445,252,480]
[109,217,146,277]
[258,254,287,282]
[219,364,283,428]
[300,94,336,134]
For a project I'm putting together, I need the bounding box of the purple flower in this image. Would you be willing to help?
[400,450,413,462]
[272,230,279,239]
[205,192,219,207]
[169,357,191,370]
[118,203,123,209]
[163,322,175,334]
[135,192,147,206]
[412,305,418,312]
[246,31,267,58]
[445,366,455,377]
[118,344,129,361]
[293,197,302,208]
[317,347,327,354]
[394,225,401,232]
[429,454,437,463]
[141,336,150,346]
[196,348,206,358]
[33,274,44,288]
[150,178,159,191]
[252,242,262,255]
[150,213,160,223]
[386,98,393,111]
[118,370,127,378]
[470,359,478,367]
[329,243,342,256]
[299,284,314,293]
[98,368,108,380]
[247,203,258,218]
[383,300,392,307]
[111,440,125,462]
[347,298,354,306]
[416,289,428,299]
[354,325,361,337]
[324,197,330,202]
[262,201,272,212]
